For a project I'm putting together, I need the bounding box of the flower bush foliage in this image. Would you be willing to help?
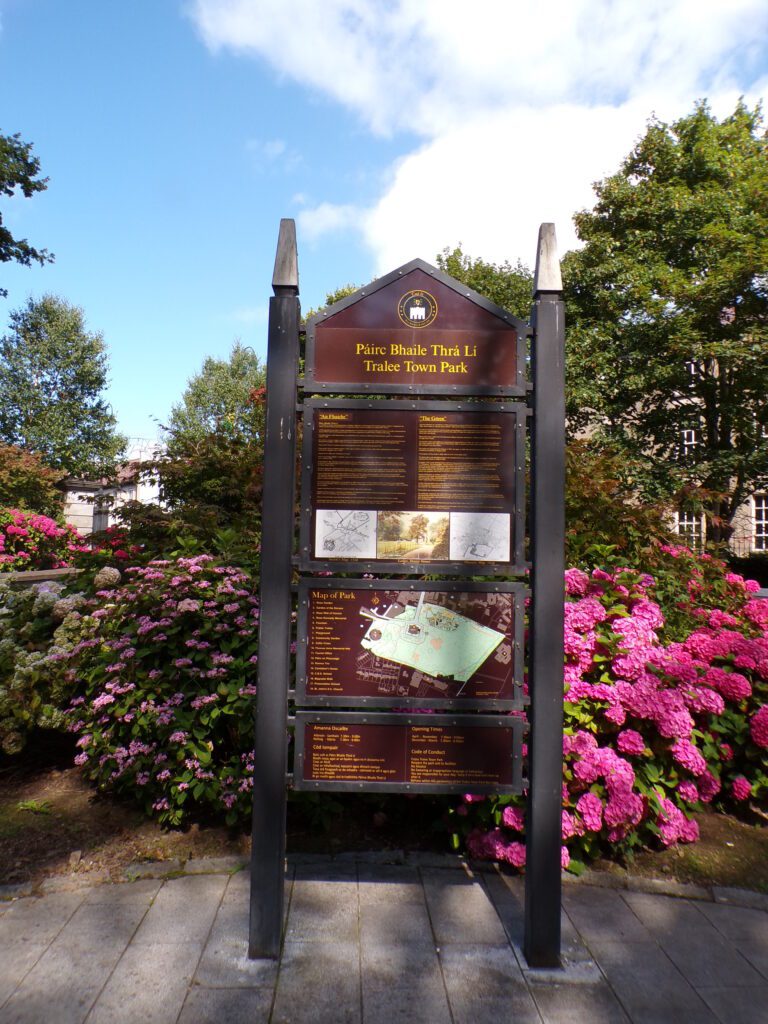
[0,507,89,572]
[0,579,84,753]
[57,556,259,825]
[455,550,768,872]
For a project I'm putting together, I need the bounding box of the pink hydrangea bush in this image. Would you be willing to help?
[455,554,767,872]
[0,508,90,572]
[57,556,259,826]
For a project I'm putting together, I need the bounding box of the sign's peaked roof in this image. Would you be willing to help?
[308,257,529,332]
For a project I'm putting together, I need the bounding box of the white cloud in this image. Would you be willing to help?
[245,136,301,171]
[297,202,360,243]
[190,0,768,266]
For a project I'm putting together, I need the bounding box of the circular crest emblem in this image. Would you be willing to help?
[397,289,438,328]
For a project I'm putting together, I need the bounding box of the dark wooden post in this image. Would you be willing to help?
[524,223,566,968]
[249,219,300,959]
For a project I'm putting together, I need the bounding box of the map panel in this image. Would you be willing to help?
[302,586,517,704]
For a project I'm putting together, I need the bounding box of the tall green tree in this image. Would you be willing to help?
[1,132,53,297]
[564,101,768,539]
[0,295,125,477]
[152,343,267,545]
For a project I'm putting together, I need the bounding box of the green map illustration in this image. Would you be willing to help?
[360,594,504,683]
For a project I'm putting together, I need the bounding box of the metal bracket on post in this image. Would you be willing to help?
[249,220,300,959]
[524,223,566,969]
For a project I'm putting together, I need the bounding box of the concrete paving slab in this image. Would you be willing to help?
[357,864,425,898]
[525,977,631,1024]
[360,943,451,1024]
[0,941,48,1007]
[588,939,720,1024]
[271,940,361,1024]
[177,986,273,1024]
[359,899,435,949]
[83,878,161,905]
[0,891,85,946]
[62,893,150,945]
[195,891,280,989]
[439,944,542,1024]
[85,940,203,1024]
[734,943,768,982]
[132,872,227,946]
[421,868,508,946]
[697,984,768,1024]
[285,876,358,943]
[696,900,768,947]
[0,937,127,1024]
[622,892,764,988]
[562,887,652,944]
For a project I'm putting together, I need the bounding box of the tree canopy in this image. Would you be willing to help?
[148,343,267,551]
[0,132,53,297]
[0,443,64,519]
[564,100,768,538]
[0,295,125,478]
[435,246,532,320]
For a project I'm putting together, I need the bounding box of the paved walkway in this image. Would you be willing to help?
[1,858,767,1023]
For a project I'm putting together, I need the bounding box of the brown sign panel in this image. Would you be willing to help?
[307,265,520,392]
[306,403,519,565]
[297,582,524,708]
[294,713,524,793]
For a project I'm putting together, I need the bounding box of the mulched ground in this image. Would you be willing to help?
[2,733,767,891]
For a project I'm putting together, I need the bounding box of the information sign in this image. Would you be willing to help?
[294,712,525,794]
[296,579,526,709]
[299,399,526,572]
[305,262,526,395]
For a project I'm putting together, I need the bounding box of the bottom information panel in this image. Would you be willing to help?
[293,711,525,794]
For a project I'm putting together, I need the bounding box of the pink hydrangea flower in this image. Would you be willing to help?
[750,706,768,749]
[576,792,603,832]
[731,776,752,801]
[616,730,646,756]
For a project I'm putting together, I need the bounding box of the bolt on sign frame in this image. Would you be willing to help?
[249,220,565,969]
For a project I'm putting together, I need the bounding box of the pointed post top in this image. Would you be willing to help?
[532,223,562,295]
[272,218,299,293]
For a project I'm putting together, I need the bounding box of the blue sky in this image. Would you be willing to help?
[2,0,766,447]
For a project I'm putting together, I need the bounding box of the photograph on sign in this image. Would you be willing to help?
[304,262,526,395]
[296,581,525,708]
[301,400,523,569]
[293,712,524,794]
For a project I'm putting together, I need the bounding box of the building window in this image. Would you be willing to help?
[680,428,698,459]
[677,510,704,550]
[755,495,768,552]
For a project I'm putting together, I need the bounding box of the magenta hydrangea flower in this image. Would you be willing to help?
[670,739,707,776]
[502,805,525,831]
[731,776,752,801]
[576,792,603,832]
[749,706,768,749]
[616,730,646,756]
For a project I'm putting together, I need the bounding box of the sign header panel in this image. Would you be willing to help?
[306,265,523,394]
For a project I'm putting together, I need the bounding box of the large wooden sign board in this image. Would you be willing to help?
[251,221,565,970]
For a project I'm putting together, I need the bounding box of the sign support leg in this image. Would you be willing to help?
[249,220,300,959]
[524,224,565,969]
